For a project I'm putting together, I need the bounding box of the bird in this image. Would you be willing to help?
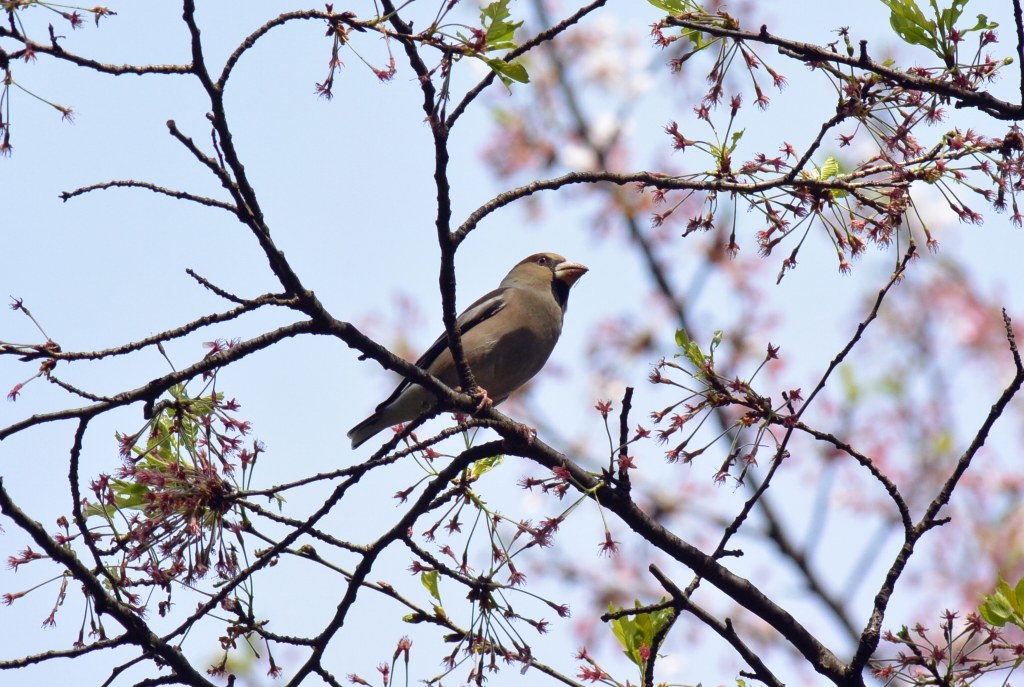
[348,252,588,449]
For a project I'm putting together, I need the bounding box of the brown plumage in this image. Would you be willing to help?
[348,253,588,449]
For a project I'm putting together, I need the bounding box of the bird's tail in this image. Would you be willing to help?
[347,413,388,450]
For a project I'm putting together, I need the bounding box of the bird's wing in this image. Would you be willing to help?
[371,287,511,412]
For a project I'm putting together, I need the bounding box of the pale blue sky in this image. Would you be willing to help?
[2,1,1023,685]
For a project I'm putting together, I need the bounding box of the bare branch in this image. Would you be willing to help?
[792,248,916,425]
[848,311,1024,675]
[218,10,330,91]
[2,298,283,364]
[920,311,1024,528]
[796,422,911,530]
[60,180,237,214]
[0,320,315,440]
[1015,0,1024,104]
[184,269,252,304]
[0,28,190,76]
[0,634,128,670]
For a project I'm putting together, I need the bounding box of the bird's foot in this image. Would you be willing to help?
[470,387,492,414]
[513,422,537,445]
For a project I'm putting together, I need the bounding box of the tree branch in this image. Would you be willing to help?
[446,0,609,129]
[0,320,314,441]
[663,17,1023,120]
[503,430,850,684]
[847,311,1024,676]
[60,180,237,214]
[650,565,783,687]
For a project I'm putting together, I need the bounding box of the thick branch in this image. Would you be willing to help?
[503,432,849,684]
[179,0,312,301]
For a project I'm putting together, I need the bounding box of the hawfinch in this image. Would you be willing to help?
[348,252,588,449]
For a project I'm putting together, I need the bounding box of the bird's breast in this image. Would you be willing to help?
[470,299,562,400]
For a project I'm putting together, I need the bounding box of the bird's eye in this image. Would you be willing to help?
[536,256,548,266]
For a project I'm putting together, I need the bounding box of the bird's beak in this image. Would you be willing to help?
[555,261,588,286]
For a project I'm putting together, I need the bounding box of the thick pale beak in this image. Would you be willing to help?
[555,261,588,286]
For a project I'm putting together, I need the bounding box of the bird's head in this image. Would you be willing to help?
[502,253,588,310]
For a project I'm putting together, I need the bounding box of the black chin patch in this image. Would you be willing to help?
[551,278,570,311]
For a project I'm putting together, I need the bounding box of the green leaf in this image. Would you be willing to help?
[646,0,696,13]
[979,577,1024,629]
[980,590,1014,626]
[675,329,707,368]
[819,155,848,197]
[879,0,938,50]
[480,0,522,52]
[421,570,441,602]
[966,13,998,33]
[469,454,504,479]
[820,156,840,180]
[879,0,997,62]
[483,57,530,87]
[1014,576,1024,609]
[999,578,1019,613]
[728,129,745,153]
[934,0,968,35]
[84,479,151,517]
[608,600,673,668]
[709,330,723,360]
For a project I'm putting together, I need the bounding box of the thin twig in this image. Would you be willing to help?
[796,422,911,530]
[59,180,237,213]
[446,0,608,128]
[184,269,249,304]
[847,311,1024,675]
[0,320,315,440]
[650,565,783,687]
[1,299,278,364]
[0,27,190,75]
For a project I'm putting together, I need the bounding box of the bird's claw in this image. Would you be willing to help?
[514,422,537,445]
[471,387,492,414]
